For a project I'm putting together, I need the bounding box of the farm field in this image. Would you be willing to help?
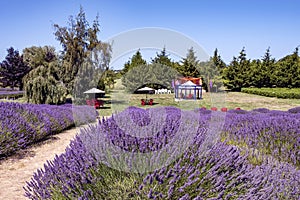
[1,1,300,199]
[23,105,300,199]
[1,92,299,199]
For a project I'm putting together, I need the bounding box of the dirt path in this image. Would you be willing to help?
[0,118,109,200]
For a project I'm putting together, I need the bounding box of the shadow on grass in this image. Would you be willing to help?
[98,106,111,109]
[107,100,128,104]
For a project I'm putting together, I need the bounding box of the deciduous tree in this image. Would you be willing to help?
[53,6,111,93]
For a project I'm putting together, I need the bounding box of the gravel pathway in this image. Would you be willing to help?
[0,117,109,200]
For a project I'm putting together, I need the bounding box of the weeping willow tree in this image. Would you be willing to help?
[24,61,67,104]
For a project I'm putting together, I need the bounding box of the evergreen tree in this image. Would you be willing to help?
[212,48,226,71]
[0,47,31,90]
[197,49,226,92]
[178,47,200,77]
[223,48,251,91]
[151,47,173,67]
[273,48,300,88]
[248,59,261,87]
[122,50,147,74]
[259,47,275,87]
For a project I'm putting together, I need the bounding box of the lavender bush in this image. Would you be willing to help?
[24,106,300,199]
[0,102,96,158]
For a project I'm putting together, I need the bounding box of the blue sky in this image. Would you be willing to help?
[0,0,299,68]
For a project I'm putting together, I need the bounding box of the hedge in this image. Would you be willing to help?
[241,88,300,99]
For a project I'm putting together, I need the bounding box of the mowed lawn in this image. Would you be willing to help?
[97,89,300,116]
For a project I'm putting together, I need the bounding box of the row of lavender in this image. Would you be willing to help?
[24,106,300,199]
[0,102,97,158]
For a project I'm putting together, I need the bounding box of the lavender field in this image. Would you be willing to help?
[0,102,97,158]
[24,106,300,199]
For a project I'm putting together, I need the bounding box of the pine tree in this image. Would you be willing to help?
[212,48,226,71]
[0,47,31,90]
[178,47,200,77]
[122,50,147,74]
[260,47,275,87]
[223,48,251,91]
[273,48,300,88]
[151,47,173,67]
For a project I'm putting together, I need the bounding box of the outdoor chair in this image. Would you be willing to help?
[86,99,91,106]
[211,107,218,111]
[91,99,103,109]
[141,99,146,106]
[149,99,153,105]
[221,107,228,112]
[187,94,193,99]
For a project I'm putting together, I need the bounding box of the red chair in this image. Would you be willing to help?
[211,107,218,111]
[86,99,91,106]
[95,99,105,109]
[94,100,100,109]
[149,99,153,105]
[141,99,146,106]
[221,107,228,112]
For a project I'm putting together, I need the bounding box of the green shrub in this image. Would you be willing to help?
[241,88,300,99]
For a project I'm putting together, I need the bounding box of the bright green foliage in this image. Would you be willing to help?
[223,47,300,90]
[121,48,178,92]
[22,46,56,69]
[24,61,67,104]
[241,87,300,99]
[23,46,67,104]
[272,48,300,88]
[122,63,179,92]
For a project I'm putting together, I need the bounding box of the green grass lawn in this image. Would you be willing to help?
[3,85,298,117]
[97,89,300,117]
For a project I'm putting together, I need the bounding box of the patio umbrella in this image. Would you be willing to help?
[137,86,154,99]
[84,88,105,99]
[84,88,105,94]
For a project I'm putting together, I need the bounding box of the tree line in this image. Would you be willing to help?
[0,7,113,104]
[121,46,300,92]
[1,7,299,104]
